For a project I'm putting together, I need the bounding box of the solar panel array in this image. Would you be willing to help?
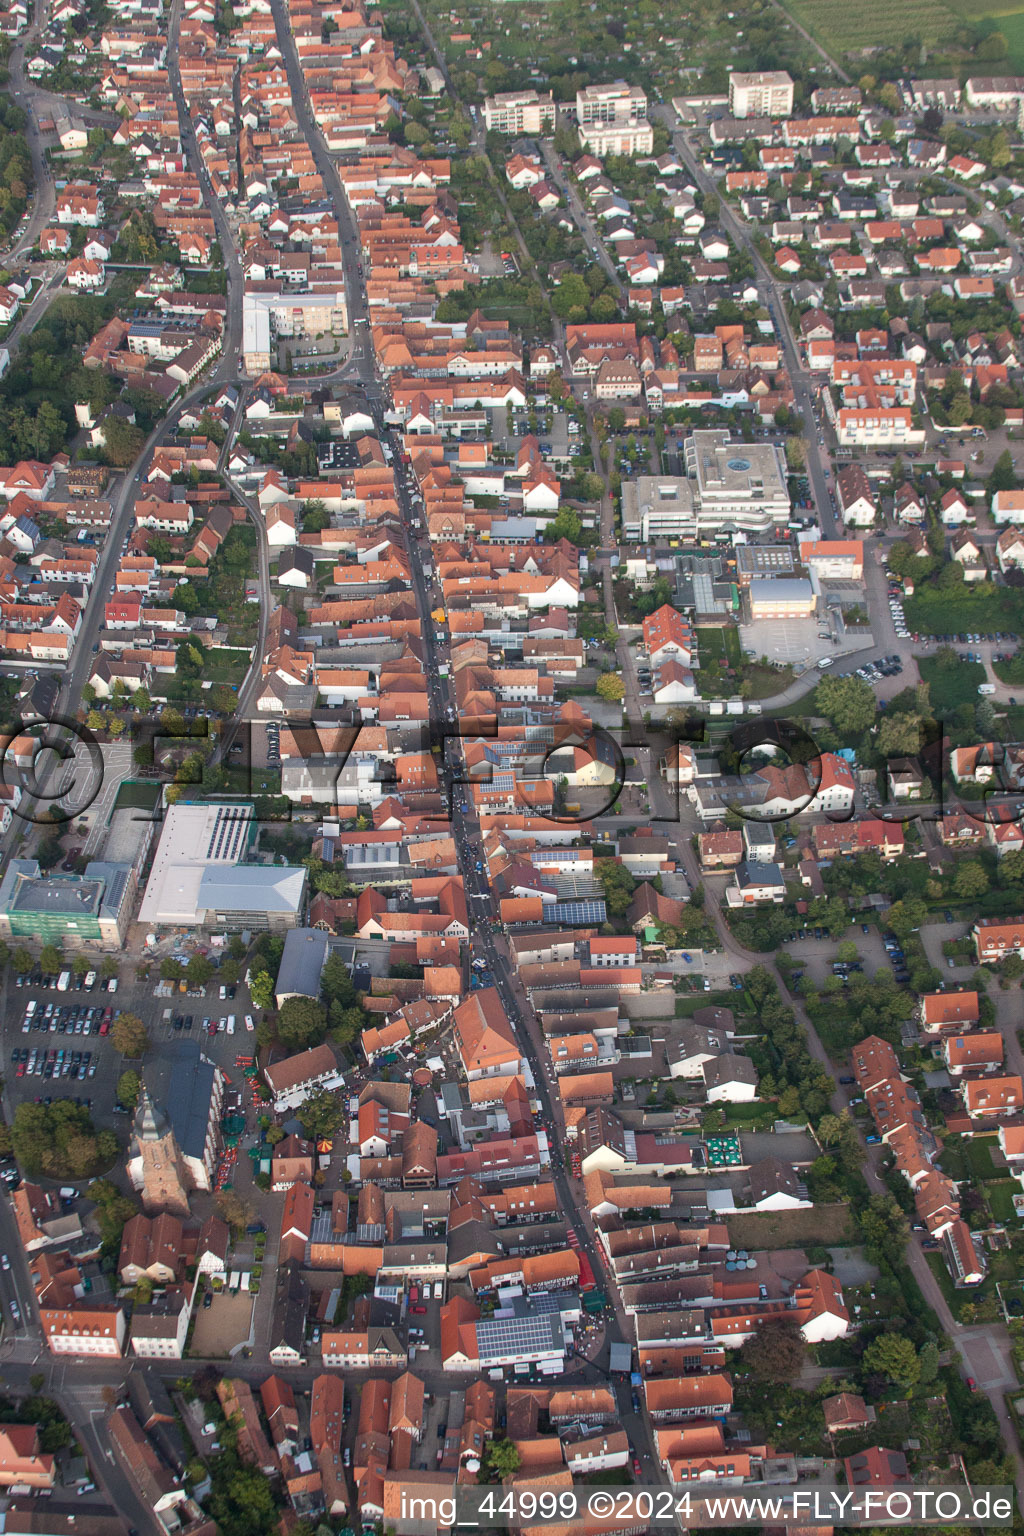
[206,807,251,862]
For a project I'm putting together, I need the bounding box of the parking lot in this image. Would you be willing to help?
[0,957,261,1151]
[738,615,861,668]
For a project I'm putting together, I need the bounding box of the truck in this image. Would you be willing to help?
[56,971,71,992]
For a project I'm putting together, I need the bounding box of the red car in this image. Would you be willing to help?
[15,1064,25,1078]
[967,1377,978,1392]
[98,1021,109,1036]
[412,1304,427,1314]
[631,1456,642,1478]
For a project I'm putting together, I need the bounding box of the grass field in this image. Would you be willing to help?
[940,0,1024,68]
[781,0,958,56]
[726,1203,855,1249]
[916,653,986,712]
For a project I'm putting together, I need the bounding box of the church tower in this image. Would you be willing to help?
[128,1086,192,1218]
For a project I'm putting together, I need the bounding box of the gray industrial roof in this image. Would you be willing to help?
[198,865,306,915]
[166,1041,219,1160]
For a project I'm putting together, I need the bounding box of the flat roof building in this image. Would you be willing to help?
[0,859,136,948]
[483,90,556,134]
[138,802,306,930]
[729,71,795,118]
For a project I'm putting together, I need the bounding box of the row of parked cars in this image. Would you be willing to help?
[15,1047,96,1081]
[22,1002,114,1036]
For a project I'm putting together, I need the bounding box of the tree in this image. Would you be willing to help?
[813,675,875,736]
[250,971,274,1010]
[595,672,625,701]
[99,956,119,981]
[215,1190,254,1233]
[987,449,1017,497]
[116,1069,140,1108]
[71,953,91,977]
[39,944,63,975]
[742,1317,804,1382]
[594,858,636,918]
[885,897,927,941]
[277,995,328,1052]
[187,954,214,986]
[12,945,33,976]
[836,940,859,963]
[111,1012,149,1058]
[102,416,145,468]
[160,958,185,981]
[863,1333,921,1392]
[484,1438,521,1480]
[297,1086,344,1141]
[860,1192,909,1254]
[954,861,989,900]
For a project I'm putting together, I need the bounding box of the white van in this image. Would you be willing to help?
[816,656,834,670]
[226,1015,236,1034]
[978,683,996,695]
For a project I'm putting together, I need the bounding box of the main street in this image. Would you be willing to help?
[379,431,663,1475]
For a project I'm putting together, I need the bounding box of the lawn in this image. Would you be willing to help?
[916,653,986,712]
[726,1203,855,1249]
[985,1180,1019,1222]
[781,0,958,55]
[905,583,1024,638]
[940,1135,1002,1182]
[696,626,742,668]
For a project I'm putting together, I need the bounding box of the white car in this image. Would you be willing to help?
[1,1254,10,1271]
[245,1015,255,1031]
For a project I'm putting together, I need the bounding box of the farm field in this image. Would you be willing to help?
[781,0,959,58]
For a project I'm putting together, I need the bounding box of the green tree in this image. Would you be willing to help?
[296,1086,344,1141]
[863,1333,921,1392]
[813,675,875,736]
[484,1437,522,1480]
[187,954,214,986]
[595,672,625,701]
[277,995,328,1052]
[116,1069,140,1108]
[594,858,636,918]
[12,946,33,976]
[250,971,274,1010]
[742,1316,805,1382]
[111,1012,149,1058]
[39,944,63,975]
[954,861,988,900]
[102,416,146,468]
[71,953,91,977]
[885,897,927,941]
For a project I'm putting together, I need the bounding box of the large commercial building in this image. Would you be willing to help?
[138,802,307,931]
[575,82,653,156]
[482,89,556,134]
[728,70,795,118]
[242,285,348,375]
[622,432,790,540]
[0,859,137,948]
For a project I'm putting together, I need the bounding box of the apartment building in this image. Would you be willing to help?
[728,70,795,118]
[576,82,654,156]
[483,89,556,134]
